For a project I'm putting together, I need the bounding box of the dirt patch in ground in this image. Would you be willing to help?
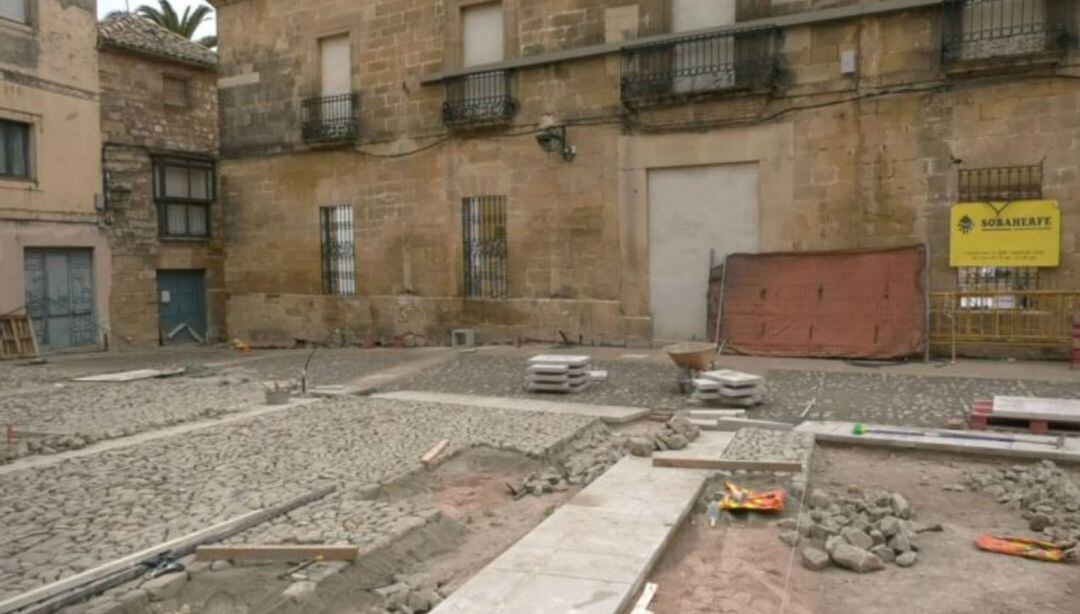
[647,446,1080,614]
[399,448,582,595]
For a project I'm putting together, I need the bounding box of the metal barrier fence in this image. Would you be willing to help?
[929,291,1080,353]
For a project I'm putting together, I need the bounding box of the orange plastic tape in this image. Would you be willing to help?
[719,482,786,513]
[975,534,1066,563]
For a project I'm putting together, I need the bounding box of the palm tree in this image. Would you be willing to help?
[135,1,213,41]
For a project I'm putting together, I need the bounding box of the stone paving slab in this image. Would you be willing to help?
[992,396,1080,423]
[796,421,1080,463]
[372,391,651,424]
[431,457,707,614]
[652,431,735,465]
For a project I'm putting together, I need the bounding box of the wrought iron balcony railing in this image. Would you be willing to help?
[301,93,360,143]
[443,70,516,126]
[621,26,779,105]
[942,0,1073,63]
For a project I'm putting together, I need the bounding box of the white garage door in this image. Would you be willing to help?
[648,163,760,341]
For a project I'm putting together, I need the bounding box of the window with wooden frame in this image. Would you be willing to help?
[0,119,30,179]
[956,164,1043,308]
[153,157,215,238]
[320,205,356,296]
[462,196,508,298]
[163,76,190,108]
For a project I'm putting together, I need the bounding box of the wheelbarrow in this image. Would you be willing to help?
[663,341,718,393]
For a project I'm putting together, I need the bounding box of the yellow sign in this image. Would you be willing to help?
[950,200,1061,267]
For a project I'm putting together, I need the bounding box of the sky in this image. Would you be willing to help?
[97,0,217,39]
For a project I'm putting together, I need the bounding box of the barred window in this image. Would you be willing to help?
[957,164,1042,309]
[320,205,356,296]
[163,76,190,108]
[153,157,215,238]
[462,196,508,298]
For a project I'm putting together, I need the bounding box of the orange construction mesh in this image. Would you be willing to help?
[975,534,1070,563]
[718,482,785,513]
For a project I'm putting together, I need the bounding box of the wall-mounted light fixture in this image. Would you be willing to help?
[535,114,576,162]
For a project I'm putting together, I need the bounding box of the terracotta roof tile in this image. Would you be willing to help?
[99,14,217,69]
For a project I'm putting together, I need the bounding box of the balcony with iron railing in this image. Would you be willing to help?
[301,93,360,143]
[443,70,516,127]
[621,26,780,106]
[942,0,1074,64]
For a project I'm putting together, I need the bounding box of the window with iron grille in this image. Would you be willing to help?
[620,27,779,105]
[153,157,215,238]
[320,205,356,296]
[942,0,1073,63]
[163,76,190,108]
[462,196,508,298]
[957,164,1043,308]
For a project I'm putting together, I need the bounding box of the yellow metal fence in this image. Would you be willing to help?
[929,291,1080,352]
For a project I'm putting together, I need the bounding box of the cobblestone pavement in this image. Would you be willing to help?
[385,352,688,408]
[0,349,241,389]
[236,348,433,386]
[385,352,1080,428]
[0,379,264,460]
[0,397,595,601]
[757,369,1080,427]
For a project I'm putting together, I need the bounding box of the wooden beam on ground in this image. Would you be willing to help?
[195,544,359,562]
[420,439,449,466]
[652,457,803,472]
[0,486,336,614]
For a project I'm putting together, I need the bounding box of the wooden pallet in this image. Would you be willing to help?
[0,315,40,360]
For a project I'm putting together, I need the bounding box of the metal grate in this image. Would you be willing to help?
[443,70,516,126]
[302,93,360,143]
[462,196,508,298]
[942,0,1073,62]
[959,164,1042,202]
[621,26,779,105]
[320,205,356,296]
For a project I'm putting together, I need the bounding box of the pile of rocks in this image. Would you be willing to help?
[626,416,702,457]
[779,488,941,573]
[512,424,627,495]
[964,460,1080,544]
[376,573,448,614]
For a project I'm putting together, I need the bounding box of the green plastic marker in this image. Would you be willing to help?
[853,423,865,435]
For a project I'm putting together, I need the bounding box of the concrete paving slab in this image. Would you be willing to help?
[431,457,707,614]
[715,417,793,431]
[372,391,650,424]
[796,421,1080,463]
[992,396,1080,423]
[71,368,184,382]
[652,431,735,466]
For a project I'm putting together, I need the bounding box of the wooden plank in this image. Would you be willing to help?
[420,439,449,466]
[652,457,803,472]
[0,486,335,614]
[25,316,39,359]
[195,544,359,562]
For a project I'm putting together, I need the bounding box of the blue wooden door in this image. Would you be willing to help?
[24,248,98,350]
[157,270,206,344]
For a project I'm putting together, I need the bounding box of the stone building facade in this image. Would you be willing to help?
[0,0,107,351]
[210,0,1080,348]
[98,15,223,347]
